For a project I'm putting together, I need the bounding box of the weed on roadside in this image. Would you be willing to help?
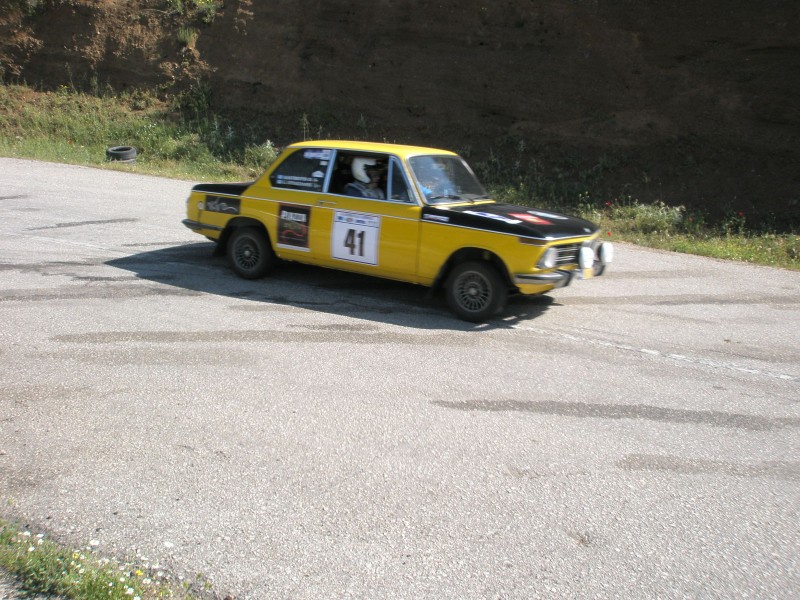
[0,521,188,599]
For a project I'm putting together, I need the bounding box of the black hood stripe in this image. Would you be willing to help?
[421,203,598,239]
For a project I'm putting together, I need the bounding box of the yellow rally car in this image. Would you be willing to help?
[183,140,613,321]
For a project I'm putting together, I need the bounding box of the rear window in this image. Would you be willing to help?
[270,148,332,192]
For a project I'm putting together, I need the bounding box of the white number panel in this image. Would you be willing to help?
[331,210,381,265]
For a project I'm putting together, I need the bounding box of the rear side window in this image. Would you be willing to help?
[270,148,332,192]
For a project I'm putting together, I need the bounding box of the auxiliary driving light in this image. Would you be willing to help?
[598,242,614,265]
[579,246,595,269]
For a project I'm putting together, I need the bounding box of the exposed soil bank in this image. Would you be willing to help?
[1,0,798,226]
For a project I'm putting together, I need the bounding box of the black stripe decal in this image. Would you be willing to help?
[191,182,254,195]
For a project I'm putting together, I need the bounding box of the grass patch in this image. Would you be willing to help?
[615,230,800,269]
[0,82,797,270]
[0,520,190,599]
[582,198,800,270]
[0,83,273,181]
[177,26,199,48]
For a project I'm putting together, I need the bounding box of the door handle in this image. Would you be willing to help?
[317,199,337,206]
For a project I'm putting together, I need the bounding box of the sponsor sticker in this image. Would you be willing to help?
[303,149,332,160]
[204,195,240,215]
[529,210,567,220]
[423,214,450,223]
[274,175,323,191]
[510,212,552,225]
[277,204,311,250]
[463,211,522,224]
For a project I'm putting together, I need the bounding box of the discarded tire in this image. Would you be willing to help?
[106,146,137,163]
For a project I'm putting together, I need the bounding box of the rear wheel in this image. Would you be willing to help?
[227,227,274,279]
[445,261,507,322]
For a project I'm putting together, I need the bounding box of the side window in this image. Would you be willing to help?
[388,157,415,203]
[334,152,388,200]
[270,148,332,192]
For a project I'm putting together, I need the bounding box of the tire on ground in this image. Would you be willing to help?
[227,227,275,279]
[445,260,507,322]
[106,146,138,162]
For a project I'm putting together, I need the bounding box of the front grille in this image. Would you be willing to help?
[554,243,580,266]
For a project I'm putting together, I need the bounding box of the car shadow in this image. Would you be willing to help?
[106,242,555,331]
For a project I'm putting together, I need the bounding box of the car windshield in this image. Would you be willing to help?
[408,155,489,205]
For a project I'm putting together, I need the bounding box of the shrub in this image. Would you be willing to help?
[243,140,279,172]
[606,199,686,234]
[177,26,198,48]
[192,0,221,24]
[164,0,184,14]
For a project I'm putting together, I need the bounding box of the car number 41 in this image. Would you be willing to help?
[331,210,381,265]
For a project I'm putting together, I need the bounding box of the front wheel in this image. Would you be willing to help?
[227,227,274,279]
[445,261,507,322]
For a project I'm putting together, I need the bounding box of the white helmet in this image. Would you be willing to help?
[351,157,380,183]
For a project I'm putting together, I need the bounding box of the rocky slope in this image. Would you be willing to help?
[1,0,798,226]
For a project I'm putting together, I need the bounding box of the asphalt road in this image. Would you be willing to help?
[0,158,798,599]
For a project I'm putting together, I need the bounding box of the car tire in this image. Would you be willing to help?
[227,227,275,279]
[445,261,507,322]
[106,146,137,162]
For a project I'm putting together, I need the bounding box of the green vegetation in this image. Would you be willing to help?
[176,26,199,48]
[192,0,222,24]
[0,82,797,270]
[165,0,222,23]
[0,520,189,599]
[0,82,272,181]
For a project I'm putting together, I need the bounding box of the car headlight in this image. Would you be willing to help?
[579,246,595,269]
[537,247,557,269]
[598,242,614,265]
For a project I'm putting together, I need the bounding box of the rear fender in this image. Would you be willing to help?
[219,217,270,252]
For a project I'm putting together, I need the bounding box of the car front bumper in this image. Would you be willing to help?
[513,263,608,295]
[514,269,577,289]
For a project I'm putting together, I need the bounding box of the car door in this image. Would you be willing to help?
[262,147,333,264]
[315,153,422,282]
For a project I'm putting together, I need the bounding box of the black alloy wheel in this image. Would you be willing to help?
[227,227,274,279]
[445,261,507,322]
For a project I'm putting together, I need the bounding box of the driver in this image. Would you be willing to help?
[345,157,386,199]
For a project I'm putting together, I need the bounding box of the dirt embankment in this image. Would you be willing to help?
[1,0,798,226]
